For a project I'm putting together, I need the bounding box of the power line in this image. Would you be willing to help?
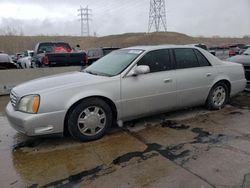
[148,0,167,32]
[78,6,92,36]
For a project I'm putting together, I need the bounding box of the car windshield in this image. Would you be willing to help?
[243,48,250,55]
[83,49,143,77]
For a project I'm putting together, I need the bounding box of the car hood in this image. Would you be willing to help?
[226,55,250,66]
[13,71,109,96]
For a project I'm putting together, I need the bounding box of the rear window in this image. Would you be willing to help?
[55,43,72,52]
[38,43,71,53]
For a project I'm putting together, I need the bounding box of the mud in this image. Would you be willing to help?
[13,139,43,150]
[161,120,190,130]
[1,92,250,187]
[191,128,224,144]
[230,91,250,109]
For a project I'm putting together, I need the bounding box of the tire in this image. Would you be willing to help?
[206,82,229,110]
[67,98,113,142]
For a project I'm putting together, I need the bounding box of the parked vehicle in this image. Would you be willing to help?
[6,45,246,141]
[229,45,242,57]
[226,47,250,90]
[239,45,250,55]
[31,42,88,67]
[17,50,34,69]
[0,53,17,69]
[187,44,216,56]
[87,47,120,64]
[12,52,25,63]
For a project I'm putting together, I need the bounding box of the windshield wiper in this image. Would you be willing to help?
[84,70,99,75]
[84,70,112,77]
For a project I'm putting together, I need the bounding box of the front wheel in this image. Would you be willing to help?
[206,82,229,110]
[67,98,113,142]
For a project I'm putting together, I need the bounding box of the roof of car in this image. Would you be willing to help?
[124,45,200,51]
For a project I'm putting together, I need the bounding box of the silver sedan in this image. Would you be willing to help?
[6,45,246,141]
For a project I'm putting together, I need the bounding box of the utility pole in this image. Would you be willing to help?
[78,6,92,36]
[148,0,167,33]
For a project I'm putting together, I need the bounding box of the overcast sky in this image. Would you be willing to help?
[0,0,249,37]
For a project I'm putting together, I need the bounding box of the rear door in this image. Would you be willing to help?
[174,48,217,107]
[121,49,177,120]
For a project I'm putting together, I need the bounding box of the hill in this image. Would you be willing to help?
[0,32,250,54]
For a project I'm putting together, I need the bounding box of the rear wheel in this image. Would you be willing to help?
[206,82,229,110]
[67,98,112,141]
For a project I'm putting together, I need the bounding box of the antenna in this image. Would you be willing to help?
[148,0,167,32]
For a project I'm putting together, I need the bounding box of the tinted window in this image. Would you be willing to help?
[137,49,172,73]
[194,49,211,66]
[38,43,54,53]
[174,48,199,69]
[56,43,72,51]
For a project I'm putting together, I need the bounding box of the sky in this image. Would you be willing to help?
[0,0,249,37]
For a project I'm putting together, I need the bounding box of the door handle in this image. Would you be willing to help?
[164,78,173,83]
[206,73,212,77]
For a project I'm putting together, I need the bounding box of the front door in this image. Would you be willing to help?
[120,49,177,120]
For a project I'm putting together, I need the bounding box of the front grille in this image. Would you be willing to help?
[10,90,18,108]
[244,66,250,81]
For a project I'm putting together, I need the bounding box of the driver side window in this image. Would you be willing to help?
[137,49,172,73]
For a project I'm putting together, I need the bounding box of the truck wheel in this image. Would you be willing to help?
[67,98,112,141]
[206,82,229,110]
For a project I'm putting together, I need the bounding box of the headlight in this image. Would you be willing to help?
[17,95,40,114]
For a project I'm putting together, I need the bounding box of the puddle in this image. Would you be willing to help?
[191,128,224,144]
[227,111,243,115]
[230,92,250,109]
[13,139,44,150]
[0,92,250,187]
[161,120,190,130]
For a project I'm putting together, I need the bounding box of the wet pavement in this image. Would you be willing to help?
[1,92,250,188]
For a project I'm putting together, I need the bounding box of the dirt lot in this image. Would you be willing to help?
[1,32,250,54]
[0,92,250,188]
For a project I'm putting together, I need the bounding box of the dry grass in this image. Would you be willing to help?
[0,32,250,54]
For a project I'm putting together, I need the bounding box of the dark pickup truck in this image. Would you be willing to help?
[32,42,88,67]
[87,47,120,64]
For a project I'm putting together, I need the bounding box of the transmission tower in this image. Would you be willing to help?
[78,6,92,36]
[148,0,167,32]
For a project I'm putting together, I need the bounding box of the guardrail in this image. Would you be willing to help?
[0,66,82,96]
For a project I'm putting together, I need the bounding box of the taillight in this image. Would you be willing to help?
[42,56,49,65]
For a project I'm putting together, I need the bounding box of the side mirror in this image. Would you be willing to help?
[130,65,150,76]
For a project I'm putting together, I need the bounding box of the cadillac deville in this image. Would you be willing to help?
[6,45,246,141]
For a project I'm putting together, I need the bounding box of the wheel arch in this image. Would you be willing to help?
[63,95,118,136]
[206,79,231,106]
[211,79,231,96]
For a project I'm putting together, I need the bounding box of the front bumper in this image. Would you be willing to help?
[5,102,66,136]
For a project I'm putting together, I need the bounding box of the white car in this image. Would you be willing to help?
[17,50,34,68]
[6,45,246,141]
